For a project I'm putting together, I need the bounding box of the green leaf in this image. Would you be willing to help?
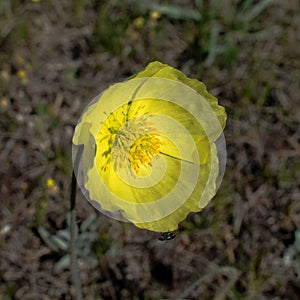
[56,229,71,241]
[80,215,98,232]
[51,235,69,251]
[38,227,60,252]
[55,255,71,272]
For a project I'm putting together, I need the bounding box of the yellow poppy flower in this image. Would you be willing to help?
[73,61,226,233]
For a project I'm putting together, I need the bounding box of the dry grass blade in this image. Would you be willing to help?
[178,266,239,299]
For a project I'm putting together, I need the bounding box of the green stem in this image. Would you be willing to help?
[70,146,83,300]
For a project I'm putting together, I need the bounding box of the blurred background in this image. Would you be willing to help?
[0,0,299,299]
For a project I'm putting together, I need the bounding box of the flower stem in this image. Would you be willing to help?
[70,146,83,299]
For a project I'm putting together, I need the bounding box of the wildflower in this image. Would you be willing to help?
[46,177,58,194]
[150,11,161,20]
[17,69,27,84]
[73,61,226,232]
[133,17,145,29]
[17,70,26,79]
[46,178,55,188]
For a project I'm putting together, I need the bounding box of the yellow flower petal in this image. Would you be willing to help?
[131,61,226,132]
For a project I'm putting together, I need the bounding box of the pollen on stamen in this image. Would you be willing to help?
[97,108,165,176]
[128,133,163,176]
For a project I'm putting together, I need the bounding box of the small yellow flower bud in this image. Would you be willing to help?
[133,17,145,29]
[17,70,26,79]
[46,177,58,194]
[17,69,28,84]
[150,11,161,20]
[46,178,55,188]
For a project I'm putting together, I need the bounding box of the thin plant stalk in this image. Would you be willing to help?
[70,146,83,300]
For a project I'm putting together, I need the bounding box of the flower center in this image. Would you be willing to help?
[128,133,163,175]
[111,115,163,176]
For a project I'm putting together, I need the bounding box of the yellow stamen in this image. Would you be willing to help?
[128,133,163,175]
[98,108,164,176]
